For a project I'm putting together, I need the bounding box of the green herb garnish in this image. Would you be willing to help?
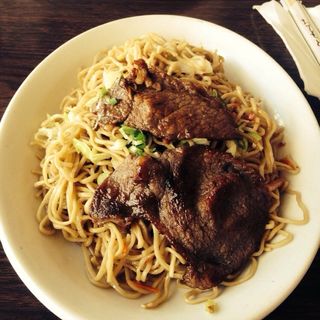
[247,131,262,141]
[99,87,108,98]
[128,145,144,156]
[107,97,118,105]
[119,125,147,156]
[237,137,248,151]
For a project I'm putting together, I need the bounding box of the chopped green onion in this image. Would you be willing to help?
[99,87,108,98]
[132,141,146,149]
[119,125,136,138]
[129,145,144,156]
[133,130,145,141]
[107,97,118,105]
[247,131,262,141]
[119,125,147,156]
[238,137,248,151]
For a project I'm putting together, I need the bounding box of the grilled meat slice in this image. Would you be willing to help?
[90,146,271,289]
[90,155,166,229]
[158,146,270,288]
[95,59,239,141]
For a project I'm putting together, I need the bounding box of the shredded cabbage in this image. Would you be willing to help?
[97,171,111,185]
[247,131,262,141]
[192,138,210,145]
[169,55,213,75]
[226,140,237,157]
[73,138,109,164]
[103,69,121,89]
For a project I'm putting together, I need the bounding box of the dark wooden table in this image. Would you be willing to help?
[0,1,319,319]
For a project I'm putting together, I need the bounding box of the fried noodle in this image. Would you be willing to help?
[33,33,308,309]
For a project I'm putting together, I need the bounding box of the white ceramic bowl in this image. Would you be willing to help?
[1,15,320,320]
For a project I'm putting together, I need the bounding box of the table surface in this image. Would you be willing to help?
[0,0,319,319]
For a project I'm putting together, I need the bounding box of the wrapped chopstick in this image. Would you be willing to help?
[280,0,320,66]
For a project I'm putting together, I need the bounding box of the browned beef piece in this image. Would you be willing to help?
[157,146,270,289]
[90,155,166,228]
[96,60,239,141]
[90,146,271,289]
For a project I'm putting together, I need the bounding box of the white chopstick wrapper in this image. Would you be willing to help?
[253,1,320,98]
[281,0,320,65]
